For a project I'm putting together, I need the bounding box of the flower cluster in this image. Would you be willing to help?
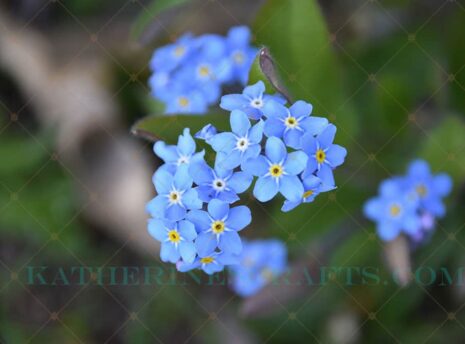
[364,160,452,243]
[146,81,346,280]
[149,26,257,114]
[228,239,287,297]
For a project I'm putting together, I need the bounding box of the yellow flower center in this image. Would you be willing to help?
[174,45,185,57]
[303,190,314,199]
[178,97,189,108]
[200,256,214,264]
[168,191,181,204]
[211,220,225,234]
[233,51,244,64]
[285,116,298,128]
[269,164,283,177]
[167,230,181,243]
[416,184,428,197]
[389,204,401,218]
[198,65,210,77]
[316,149,326,164]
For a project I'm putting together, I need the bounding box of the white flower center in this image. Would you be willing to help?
[177,155,190,166]
[236,137,249,152]
[233,50,245,64]
[250,98,263,109]
[168,190,182,205]
[284,116,299,129]
[212,178,227,192]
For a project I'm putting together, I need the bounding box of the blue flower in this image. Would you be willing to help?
[281,175,335,212]
[242,137,307,202]
[220,81,286,120]
[195,124,217,142]
[229,239,287,297]
[263,99,329,149]
[187,199,251,255]
[149,33,194,73]
[146,164,202,221]
[209,110,264,169]
[404,160,452,217]
[164,88,208,114]
[301,124,347,187]
[189,159,253,203]
[225,26,257,85]
[364,178,421,241]
[177,248,239,275]
[154,128,204,173]
[148,219,197,263]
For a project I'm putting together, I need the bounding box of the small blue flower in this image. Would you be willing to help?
[150,33,194,73]
[404,160,452,217]
[164,89,208,114]
[146,164,202,221]
[187,199,251,255]
[195,124,217,142]
[242,137,307,202]
[301,124,347,187]
[189,159,253,203]
[154,128,204,173]
[263,100,329,149]
[177,248,239,275]
[220,81,286,120]
[364,178,421,241]
[209,110,264,169]
[229,239,287,297]
[281,175,335,212]
[148,219,197,263]
[225,26,257,85]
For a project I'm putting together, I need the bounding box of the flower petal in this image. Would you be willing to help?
[433,174,452,197]
[146,195,167,218]
[186,210,210,232]
[279,175,304,202]
[220,94,249,111]
[318,124,336,149]
[195,233,217,256]
[209,132,236,153]
[243,81,265,99]
[230,110,251,137]
[179,242,197,263]
[219,231,242,254]
[216,149,242,170]
[174,164,193,190]
[281,200,301,212]
[178,128,196,156]
[153,169,173,194]
[254,176,279,202]
[248,120,264,143]
[242,155,269,176]
[317,164,335,187]
[148,219,167,242]
[284,151,308,175]
[208,199,230,220]
[300,117,329,136]
[289,100,312,117]
[264,118,285,138]
[377,222,400,241]
[262,99,287,119]
[228,172,253,193]
[182,188,202,210]
[407,159,430,178]
[160,243,180,263]
[178,220,197,241]
[283,129,303,149]
[226,205,251,230]
[265,137,286,163]
[153,142,178,163]
[325,144,347,168]
[189,160,214,185]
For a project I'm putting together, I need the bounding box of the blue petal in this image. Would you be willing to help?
[264,118,285,138]
[363,198,383,220]
[425,198,445,217]
[196,185,214,203]
[216,150,242,170]
[227,25,250,46]
[228,172,253,193]
[174,164,193,190]
[407,159,430,178]
[318,124,336,149]
[195,233,217,256]
[217,252,239,266]
[148,219,166,242]
[146,196,167,218]
[248,120,264,143]
[242,155,269,176]
[317,164,335,186]
[377,222,400,241]
[243,81,265,99]
[179,242,197,263]
[254,176,279,202]
[219,231,242,254]
[289,100,312,117]
[210,132,236,152]
[230,110,251,137]
[160,243,180,263]
[154,169,173,194]
[217,190,240,203]
[301,133,318,156]
[178,220,197,241]
[226,205,251,230]
[433,174,452,196]
[153,142,178,163]
[182,188,202,210]
[281,200,301,212]
[302,174,322,189]
[284,151,308,175]
[262,99,287,119]
[208,199,230,220]
[177,260,200,273]
[189,160,214,185]
[203,261,224,275]
[300,117,329,136]
[186,210,211,232]
[242,144,262,163]
[403,215,421,234]
[326,144,347,168]
[283,129,303,149]
[178,128,196,156]
[380,179,401,197]
[166,204,186,221]
[279,175,304,202]
[265,137,286,163]
[220,94,249,111]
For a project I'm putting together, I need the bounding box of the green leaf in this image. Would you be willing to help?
[131,113,229,144]
[418,116,465,184]
[253,0,358,142]
[131,0,190,41]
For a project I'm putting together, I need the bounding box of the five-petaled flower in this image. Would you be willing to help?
[177,247,239,275]
[243,137,308,202]
[187,199,251,255]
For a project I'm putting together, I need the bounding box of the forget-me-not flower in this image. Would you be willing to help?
[225,26,257,85]
[263,99,329,149]
[187,199,251,255]
[148,219,197,263]
[195,124,217,142]
[149,33,194,73]
[243,137,307,202]
[301,124,347,187]
[209,110,264,169]
[177,247,239,275]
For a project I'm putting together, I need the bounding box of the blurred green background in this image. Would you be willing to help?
[2,0,465,342]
